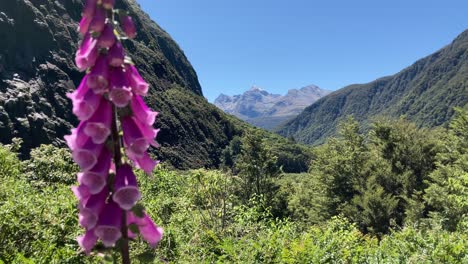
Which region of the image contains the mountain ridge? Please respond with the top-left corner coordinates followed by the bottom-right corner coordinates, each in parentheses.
top-left (0, 0), bottom-right (239, 168)
top-left (277, 29), bottom-right (468, 144)
top-left (214, 85), bottom-right (331, 130)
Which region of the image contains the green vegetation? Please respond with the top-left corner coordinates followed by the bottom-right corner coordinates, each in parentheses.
top-left (278, 30), bottom-right (468, 145)
top-left (0, 108), bottom-right (467, 263)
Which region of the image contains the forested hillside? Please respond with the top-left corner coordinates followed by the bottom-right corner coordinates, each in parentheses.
top-left (0, 0), bottom-right (241, 169)
top-left (278, 30), bottom-right (468, 145)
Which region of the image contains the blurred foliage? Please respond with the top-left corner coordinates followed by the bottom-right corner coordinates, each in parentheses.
top-left (22, 144), bottom-right (78, 187)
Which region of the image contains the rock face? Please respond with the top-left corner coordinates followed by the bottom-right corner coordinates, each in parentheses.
top-left (214, 85), bottom-right (331, 130)
top-left (277, 30), bottom-right (468, 145)
top-left (0, 0), bottom-right (239, 168)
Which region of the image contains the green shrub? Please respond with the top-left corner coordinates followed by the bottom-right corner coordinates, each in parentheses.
top-left (22, 144), bottom-right (78, 186)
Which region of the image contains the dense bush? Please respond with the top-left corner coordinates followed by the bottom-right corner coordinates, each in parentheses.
top-left (0, 145), bottom-right (94, 263)
top-left (0, 108), bottom-right (466, 262)
top-left (283, 110), bottom-right (467, 237)
top-left (22, 144), bottom-right (78, 186)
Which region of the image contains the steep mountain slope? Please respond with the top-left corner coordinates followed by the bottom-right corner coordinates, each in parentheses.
top-left (215, 85), bottom-right (330, 130)
top-left (0, 0), bottom-right (240, 168)
top-left (277, 30), bottom-right (468, 145)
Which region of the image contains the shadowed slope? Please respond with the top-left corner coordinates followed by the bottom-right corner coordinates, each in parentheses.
top-left (278, 30), bottom-right (468, 145)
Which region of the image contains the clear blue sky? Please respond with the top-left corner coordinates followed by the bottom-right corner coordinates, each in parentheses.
top-left (136, 0), bottom-right (467, 102)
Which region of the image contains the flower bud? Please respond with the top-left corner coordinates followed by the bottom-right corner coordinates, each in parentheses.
top-left (109, 67), bottom-right (133, 107)
top-left (98, 23), bottom-right (116, 48)
top-left (89, 7), bottom-right (106, 33)
top-left (82, 0), bottom-right (97, 18)
top-left (120, 14), bottom-right (137, 39)
top-left (108, 42), bottom-right (125, 67)
top-left (87, 56), bottom-right (110, 94)
top-left (75, 33), bottom-right (98, 71)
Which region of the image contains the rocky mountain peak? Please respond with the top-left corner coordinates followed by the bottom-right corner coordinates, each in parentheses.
top-left (214, 85), bottom-right (331, 130)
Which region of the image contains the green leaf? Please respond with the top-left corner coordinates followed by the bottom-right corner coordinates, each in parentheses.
top-left (132, 204), bottom-right (145, 218)
top-left (129, 223), bottom-right (140, 234)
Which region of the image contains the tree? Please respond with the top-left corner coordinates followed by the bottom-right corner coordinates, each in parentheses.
top-left (344, 176), bottom-right (399, 238)
top-left (368, 118), bottom-right (443, 227)
top-left (221, 136), bottom-right (242, 169)
top-left (308, 117), bottom-right (370, 219)
top-left (424, 107), bottom-right (468, 231)
top-left (235, 130), bottom-right (282, 209)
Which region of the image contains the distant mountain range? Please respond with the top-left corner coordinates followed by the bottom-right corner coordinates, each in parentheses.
top-left (214, 85), bottom-right (331, 130)
top-left (277, 29), bottom-right (468, 145)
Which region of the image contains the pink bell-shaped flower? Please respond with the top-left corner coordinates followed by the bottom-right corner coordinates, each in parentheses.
top-left (84, 99), bottom-right (112, 144)
top-left (120, 14), bottom-right (137, 39)
top-left (121, 116), bottom-right (150, 158)
top-left (131, 95), bottom-right (158, 126)
top-left (78, 188), bottom-right (108, 229)
top-left (109, 67), bottom-right (133, 107)
top-left (89, 6), bottom-right (106, 33)
top-left (108, 42), bottom-right (125, 67)
top-left (72, 184), bottom-right (92, 205)
top-left (75, 33), bottom-right (98, 71)
top-left (134, 118), bottom-right (160, 148)
top-left (98, 23), bottom-right (116, 49)
top-left (65, 121), bottom-right (89, 151)
top-left (77, 229), bottom-right (98, 255)
top-left (87, 55), bottom-right (110, 94)
top-left (67, 76), bottom-right (102, 120)
top-left (70, 88), bottom-right (102, 121)
top-left (72, 137), bottom-right (104, 172)
top-left (94, 201), bottom-right (123, 247)
top-left (82, 0), bottom-right (97, 18)
top-left (133, 152), bottom-right (159, 175)
top-left (113, 164), bottom-right (141, 210)
top-left (77, 148), bottom-right (111, 194)
top-left (128, 211), bottom-right (163, 247)
top-left (126, 64), bottom-right (149, 96)
top-left (78, 16), bottom-right (92, 36)
top-left (67, 75), bottom-right (90, 101)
